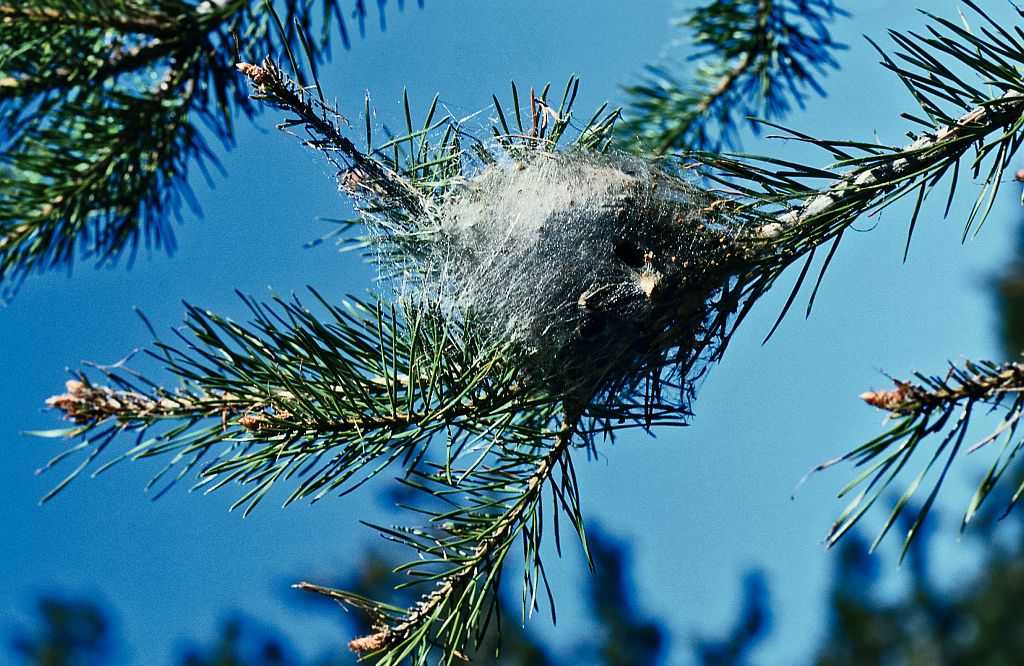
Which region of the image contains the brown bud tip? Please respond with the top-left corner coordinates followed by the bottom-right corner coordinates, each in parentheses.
top-left (348, 631), bottom-right (387, 653)
top-left (860, 384), bottom-right (909, 411)
top-left (46, 380), bottom-right (93, 422)
top-left (46, 380), bottom-right (84, 412)
top-left (45, 394), bottom-right (75, 412)
top-left (236, 62), bottom-right (269, 86)
top-left (1016, 168), bottom-right (1024, 182)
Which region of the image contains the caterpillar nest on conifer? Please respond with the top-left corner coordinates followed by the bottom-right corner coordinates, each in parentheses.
top-left (385, 150), bottom-right (753, 404)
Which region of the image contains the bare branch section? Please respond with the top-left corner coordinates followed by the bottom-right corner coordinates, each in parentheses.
top-left (235, 60), bottom-right (425, 215)
top-left (766, 94), bottom-right (1024, 239)
top-left (45, 376), bottom-right (488, 436)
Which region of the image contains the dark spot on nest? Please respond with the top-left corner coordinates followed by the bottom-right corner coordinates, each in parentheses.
top-left (579, 313), bottom-right (608, 338)
top-left (613, 238), bottom-right (645, 268)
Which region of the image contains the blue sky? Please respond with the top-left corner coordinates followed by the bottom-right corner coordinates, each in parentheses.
top-left (2, 1), bottom-right (1022, 663)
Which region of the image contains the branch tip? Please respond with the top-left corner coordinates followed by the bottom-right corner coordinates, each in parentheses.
top-left (348, 631), bottom-right (388, 653)
top-left (236, 61), bottom-right (269, 87)
top-left (860, 383), bottom-right (911, 412)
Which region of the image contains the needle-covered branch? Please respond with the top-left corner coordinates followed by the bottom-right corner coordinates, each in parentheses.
top-left (704, 1), bottom-right (1024, 555)
top-left (296, 415), bottom-right (580, 664)
top-left (861, 362), bottom-right (1024, 415)
top-left (0, 4), bottom-right (180, 36)
top-left (43, 292), bottom-right (546, 514)
top-left (619, 0), bottom-right (846, 153)
top-left (236, 59), bottom-right (428, 217)
top-left (0, 0), bottom-right (416, 297)
top-left (822, 359), bottom-right (1024, 559)
top-left (699, 2), bottom-right (1024, 337)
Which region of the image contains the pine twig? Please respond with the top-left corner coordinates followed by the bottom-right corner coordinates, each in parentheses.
top-left (652, 0), bottom-right (769, 154)
top-left (620, 0), bottom-right (844, 153)
top-left (0, 38), bottom-right (186, 97)
top-left (861, 362), bottom-right (1024, 416)
top-left (236, 59), bottom-right (426, 216)
top-left (764, 92), bottom-right (1024, 239)
top-left (0, 4), bottom-right (180, 37)
top-left (300, 412), bottom-right (582, 656)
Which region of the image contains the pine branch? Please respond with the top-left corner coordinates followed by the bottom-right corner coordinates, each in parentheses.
top-left (685, 46), bottom-right (758, 133)
top-left (236, 59), bottom-right (427, 217)
top-left (0, 0), bottom-right (417, 297)
top-left (0, 4), bottom-right (180, 37)
top-left (309, 415), bottom-right (580, 661)
top-left (619, 0), bottom-right (846, 153)
top-left (817, 359), bottom-right (1024, 559)
top-left (0, 72), bottom-right (199, 283)
top-left (633, 0), bottom-right (770, 154)
top-left (860, 362), bottom-right (1024, 415)
top-left (684, 2), bottom-right (1024, 553)
top-left (45, 378), bottom-right (227, 425)
top-left (743, 89), bottom-right (1024, 255)
top-left (776, 95), bottom-right (1023, 233)
top-left (690, 2), bottom-right (1024, 343)
top-left (42, 284), bottom-right (577, 662)
top-left (0, 36), bottom-right (185, 96)
top-left (41, 291), bottom-right (549, 513)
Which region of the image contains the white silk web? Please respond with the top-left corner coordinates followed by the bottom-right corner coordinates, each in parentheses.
top-left (379, 149), bottom-right (748, 400)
